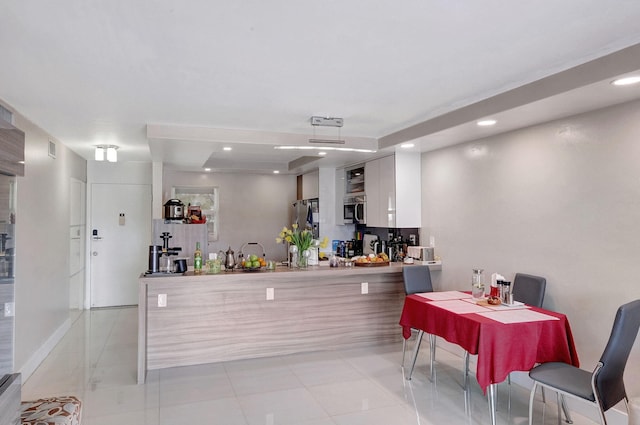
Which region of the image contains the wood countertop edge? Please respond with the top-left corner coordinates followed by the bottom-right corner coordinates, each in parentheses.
top-left (139, 262), bottom-right (407, 283)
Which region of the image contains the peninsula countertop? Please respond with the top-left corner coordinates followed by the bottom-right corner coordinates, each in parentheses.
top-left (137, 261), bottom-right (440, 384)
top-left (139, 260), bottom-right (442, 281)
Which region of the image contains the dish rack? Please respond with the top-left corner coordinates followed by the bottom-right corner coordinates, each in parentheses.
top-left (238, 242), bottom-right (266, 262)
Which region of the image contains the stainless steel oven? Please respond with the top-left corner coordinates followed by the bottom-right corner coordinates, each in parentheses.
top-left (343, 195), bottom-right (366, 225)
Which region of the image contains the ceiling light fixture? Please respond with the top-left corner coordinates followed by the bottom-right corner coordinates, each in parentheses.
top-left (274, 146), bottom-right (375, 153)
top-left (223, 147), bottom-right (232, 151)
top-left (318, 151), bottom-right (327, 156)
top-left (273, 170), bottom-right (280, 174)
top-left (309, 116), bottom-right (345, 144)
top-left (95, 147), bottom-right (104, 161)
top-left (400, 143), bottom-right (415, 148)
top-left (477, 119), bottom-right (497, 127)
top-left (611, 76), bottom-right (640, 86)
top-left (95, 145), bottom-right (119, 162)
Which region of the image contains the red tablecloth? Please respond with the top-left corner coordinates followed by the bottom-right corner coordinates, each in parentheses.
top-left (399, 294), bottom-right (580, 392)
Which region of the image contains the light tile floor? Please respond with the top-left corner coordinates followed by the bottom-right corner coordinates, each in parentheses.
top-left (21, 307), bottom-right (597, 425)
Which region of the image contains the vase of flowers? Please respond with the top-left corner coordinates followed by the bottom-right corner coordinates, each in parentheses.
top-left (276, 224), bottom-right (313, 268)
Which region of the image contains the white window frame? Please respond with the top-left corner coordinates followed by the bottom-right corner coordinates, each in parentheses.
top-left (172, 186), bottom-right (219, 242)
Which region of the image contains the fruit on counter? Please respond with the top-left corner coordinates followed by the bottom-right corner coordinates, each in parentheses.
top-left (353, 252), bottom-right (389, 263)
top-left (242, 254), bottom-right (266, 269)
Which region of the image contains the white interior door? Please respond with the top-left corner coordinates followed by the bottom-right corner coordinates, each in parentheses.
top-left (90, 183), bottom-right (151, 307)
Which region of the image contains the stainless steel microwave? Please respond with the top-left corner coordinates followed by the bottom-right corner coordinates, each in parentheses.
top-left (343, 195), bottom-right (366, 225)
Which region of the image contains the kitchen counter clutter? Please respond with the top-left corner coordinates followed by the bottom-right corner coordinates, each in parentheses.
top-left (137, 262), bottom-right (441, 383)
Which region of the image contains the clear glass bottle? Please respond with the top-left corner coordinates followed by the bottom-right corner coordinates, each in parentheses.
top-left (471, 268), bottom-right (485, 299)
top-left (194, 242), bottom-right (202, 274)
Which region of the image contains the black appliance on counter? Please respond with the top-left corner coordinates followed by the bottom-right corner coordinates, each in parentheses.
top-left (147, 232), bottom-right (182, 274)
top-left (163, 199), bottom-right (185, 222)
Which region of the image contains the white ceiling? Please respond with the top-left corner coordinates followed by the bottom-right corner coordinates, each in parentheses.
top-left (2, 1), bottom-right (640, 174)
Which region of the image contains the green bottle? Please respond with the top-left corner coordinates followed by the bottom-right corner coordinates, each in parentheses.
top-left (194, 242), bottom-right (203, 274)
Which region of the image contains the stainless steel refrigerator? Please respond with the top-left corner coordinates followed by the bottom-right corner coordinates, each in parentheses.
top-left (293, 198), bottom-right (319, 239)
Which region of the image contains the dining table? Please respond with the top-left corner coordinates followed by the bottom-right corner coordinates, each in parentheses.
top-left (399, 290), bottom-right (579, 425)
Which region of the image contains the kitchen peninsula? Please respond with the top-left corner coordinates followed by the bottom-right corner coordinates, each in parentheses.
top-left (137, 263), bottom-right (439, 384)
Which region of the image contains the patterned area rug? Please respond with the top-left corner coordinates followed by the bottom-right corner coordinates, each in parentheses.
top-left (20, 396), bottom-right (82, 425)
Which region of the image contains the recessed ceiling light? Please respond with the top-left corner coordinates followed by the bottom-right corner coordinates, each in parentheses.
top-left (223, 147), bottom-right (232, 151)
top-left (273, 170), bottom-right (280, 174)
top-left (318, 151), bottom-right (327, 156)
top-left (204, 168), bottom-right (211, 172)
top-left (611, 76), bottom-right (640, 86)
top-left (400, 143), bottom-right (415, 148)
top-left (477, 119), bottom-right (497, 127)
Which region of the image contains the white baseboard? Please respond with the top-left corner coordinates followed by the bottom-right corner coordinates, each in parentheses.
top-left (18, 318), bottom-right (71, 383)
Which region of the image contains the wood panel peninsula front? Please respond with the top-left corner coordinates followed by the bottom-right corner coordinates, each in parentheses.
top-left (137, 263), bottom-right (438, 384)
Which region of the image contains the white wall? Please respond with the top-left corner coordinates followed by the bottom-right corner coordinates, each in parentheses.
top-left (10, 108), bottom-right (86, 380)
top-left (421, 99), bottom-right (640, 398)
top-left (163, 170), bottom-right (296, 261)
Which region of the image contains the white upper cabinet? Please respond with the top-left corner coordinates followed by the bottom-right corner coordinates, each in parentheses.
top-left (365, 156), bottom-right (394, 227)
top-left (301, 170), bottom-right (319, 199)
top-left (394, 152), bottom-right (421, 228)
top-left (365, 153), bottom-right (421, 228)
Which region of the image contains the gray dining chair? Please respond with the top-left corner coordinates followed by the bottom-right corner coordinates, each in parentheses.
top-left (528, 299), bottom-right (640, 425)
top-left (402, 266), bottom-right (435, 378)
top-left (512, 273), bottom-right (546, 307)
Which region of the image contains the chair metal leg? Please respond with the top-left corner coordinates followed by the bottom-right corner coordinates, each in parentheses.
top-left (532, 384), bottom-right (573, 425)
top-left (402, 338), bottom-right (407, 367)
top-left (560, 395), bottom-right (573, 424)
top-left (528, 381), bottom-right (538, 425)
top-left (406, 330), bottom-right (424, 380)
top-left (557, 392), bottom-right (563, 425)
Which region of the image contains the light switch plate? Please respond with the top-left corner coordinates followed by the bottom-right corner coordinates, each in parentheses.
top-left (158, 294), bottom-right (167, 307)
top-left (361, 282), bottom-right (368, 294)
top-left (266, 288), bottom-right (274, 300)
top-left (4, 302), bottom-right (15, 317)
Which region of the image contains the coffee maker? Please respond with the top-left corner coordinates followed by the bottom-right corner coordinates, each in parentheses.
top-left (147, 232), bottom-right (182, 274)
